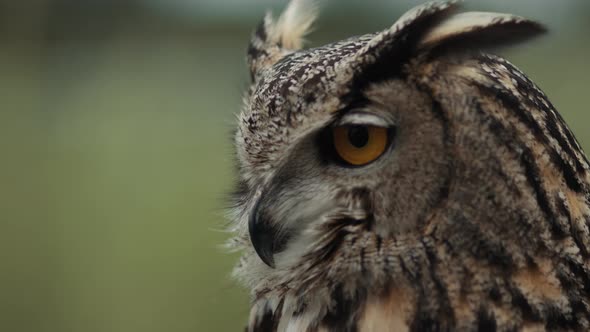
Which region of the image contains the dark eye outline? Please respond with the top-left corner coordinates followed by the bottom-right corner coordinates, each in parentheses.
top-left (317, 123), bottom-right (396, 168)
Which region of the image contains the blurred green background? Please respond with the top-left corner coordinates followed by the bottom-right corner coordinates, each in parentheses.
top-left (0, 1), bottom-right (589, 331)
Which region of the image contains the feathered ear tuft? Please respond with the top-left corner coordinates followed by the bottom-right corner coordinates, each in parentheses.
top-left (247, 0), bottom-right (319, 80)
top-left (417, 11), bottom-right (546, 52)
top-left (273, 0), bottom-right (318, 50)
top-left (337, 1), bottom-right (460, 89)
top-left (335, 1), bottom-right (545, 90)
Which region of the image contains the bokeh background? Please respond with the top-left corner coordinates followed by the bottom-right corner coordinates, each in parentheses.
top-left (1, 0), bottom-right (589, 331)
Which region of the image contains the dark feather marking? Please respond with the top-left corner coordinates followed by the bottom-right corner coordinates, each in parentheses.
top-left (421, 238), bottom-right (456, 329)
top-left (305, 227), bottom-right (348, 269)
top-left (502, 57), bottom-right (589, 174)
top-left (247, 20), bottom-right (270, 80)
top-left (422, 99), bottom-right (454, 221)
top-left (554, 260), bottom-right (590, 330)
top-left (544, 303), bottom-right (576, 330)
top-left (545, 115), bottom-right (586, 175)
top-left (453, 215), bottom-right (515, 270)
top-left (488, 285), bottom-right (502, 303)
top-left (399, 246), bottom-right (425, 283)
top-left (253, 300), bottom-right (283, 332)
top-left (254, 19), bottom-right (267, 41)
top-left (475, 60), bottom-right (586, 194)
top-left (299, 218), bottom-right (364, 281)
top-left (360, 247), bottom-right (367, 274)
top-left (321, 285), bottom-right (365, 332)
top-left (472, 94), bottom-right (590, 265)
top-left (254, 310), bottom-right (274, 332)
top-left (408, 68), bottom-right (454, 149)
top-left (508, 284), bottom-right (541, 322)
top-left (247, 43), bottom-right (268, 63)
top-left (555, 192), bottom-right (590, 258)
top-left (350, 4), bottom-right (458, 94)
top-left (472, 100), bottom-right (582, 253)
top-left (507, 87), bottom-right (582, 194)
top-left (292, 300), bottom-right (306, 317)
top-left (569, 298), bottom-right (590, 323)
top-left (520, 147), bottom-right (569, 238)
top-left (551, 149), bottom-right (584, 193)
top-left (402, 242), bottom-right (454, 332)
top-left (560, 114), bottom-right (590, 166)
top-left (472, 101), bottom-right (525, 196)
top-left (272, 299), bottom-right (284, 330)
top-left (476, 307), bottom-right (497, 332)
top-left (410, 82), bottom-right (455, 234)
top-left (472, 84), bottom-right (570, 239)
top-left (410, 286), bottom-right (451, 332)
top-left (555, 264), bottom-right (590, 329)
top-left (564, 258), bottom-right (590, 296)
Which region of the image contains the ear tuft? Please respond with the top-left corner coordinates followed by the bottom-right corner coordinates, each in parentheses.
top-left (273, 0), bottom-right (319, 50)
top-left (349, 0), bottom-right (461, 70)
top-left (337, 1), bottom-right (460, 88)
top-left (247, 0), bottom-right (319, 80)
top-left (417, 12), bottom-right (546, 51)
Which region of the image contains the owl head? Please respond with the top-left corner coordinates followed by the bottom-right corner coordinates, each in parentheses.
top-left (229, 1), bottom-right (590, 329)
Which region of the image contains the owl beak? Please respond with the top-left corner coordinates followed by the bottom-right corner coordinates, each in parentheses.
top-left (248, 200), bottom-right (289, 268)
top-left (249, 216), bottom-right (276, 268)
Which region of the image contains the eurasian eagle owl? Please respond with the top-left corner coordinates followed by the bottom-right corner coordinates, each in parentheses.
top-left (228, 1), bottom-right (590, 331)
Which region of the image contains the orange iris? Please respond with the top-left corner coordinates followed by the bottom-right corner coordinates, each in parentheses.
top-left (332, 125), bottom-right (388, 166)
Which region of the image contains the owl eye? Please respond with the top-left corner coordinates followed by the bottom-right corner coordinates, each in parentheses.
top-left (332, 125), bottom-right (389, 166)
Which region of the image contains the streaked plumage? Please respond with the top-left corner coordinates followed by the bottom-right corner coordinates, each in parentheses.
top-left (228, 1), bottom-right (590, 331)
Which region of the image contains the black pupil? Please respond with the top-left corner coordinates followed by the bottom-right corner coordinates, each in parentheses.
top-left (347, 125), bottom-right (369, 148)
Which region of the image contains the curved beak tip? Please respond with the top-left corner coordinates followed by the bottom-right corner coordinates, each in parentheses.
top-left (248, 210), bottom-right (277, 268)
